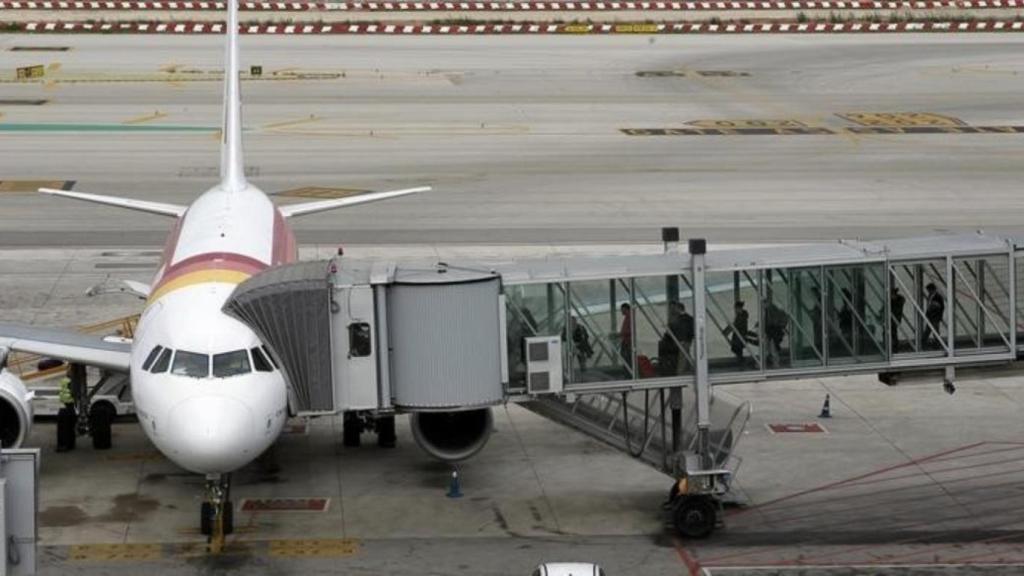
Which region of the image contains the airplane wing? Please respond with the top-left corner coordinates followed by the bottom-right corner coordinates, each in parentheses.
top-left (0, 323), bottom-right (131, 372)
top-left (39, 188), bottom-right (187, 218)
top-left (279, 186), bottom-right (430, 218)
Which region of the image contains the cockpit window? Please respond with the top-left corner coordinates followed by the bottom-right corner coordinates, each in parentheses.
top-left (150, 348), bottom-right (173, 374)
top-left (142, 345), bottom-right (164, 371)
top-left (171, 350), bottom-right (210, 378)
top-left (262, 345), bottom-right (278, 369)
top-left (213, 350), bottom-right (251, 378)
top-left (251, 347), bottom-right (273, 373)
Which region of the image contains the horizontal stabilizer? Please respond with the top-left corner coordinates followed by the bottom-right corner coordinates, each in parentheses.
top-left (279, 186), bottom-right (429, 218)
top-left (86, 279), bottom-right (151, 300)
top-left (39, 188), bottom-right (187, 218)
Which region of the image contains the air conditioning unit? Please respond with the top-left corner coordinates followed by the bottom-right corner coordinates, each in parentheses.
top-left (525, 336), bottom-right (562, 395)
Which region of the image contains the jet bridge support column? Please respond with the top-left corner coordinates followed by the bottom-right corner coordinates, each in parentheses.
top-left (665, 238), bottom-right (730, 540)
top-left (690, 239), bottom-right (712, 470)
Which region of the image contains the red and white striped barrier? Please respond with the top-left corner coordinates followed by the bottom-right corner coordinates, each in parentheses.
top-left (3, 0), bottom-right (1023, 10)
top-left (15, 19), bottom-right (1024, 31)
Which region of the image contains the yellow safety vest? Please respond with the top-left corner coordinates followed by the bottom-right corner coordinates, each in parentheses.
top-left (58, 377), bottom-right (74, 405)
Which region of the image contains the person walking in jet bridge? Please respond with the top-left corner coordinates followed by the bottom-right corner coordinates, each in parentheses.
top-left (764, 291), bottom-right (787, 368)
top-left (725, 301), bottom-right (750, 365)
top-left (660, 302), bottom-right (695, 375)
top-left (619, 303), bottom-right (633, 369)
top-left (56, 371), bottom-right (76, 452)
top-left (563, 316), bottom-right (593, 372)
top-left (925, 282), bottom-right (946, 348)
top-left (891, 286), bottom-right (906, 352)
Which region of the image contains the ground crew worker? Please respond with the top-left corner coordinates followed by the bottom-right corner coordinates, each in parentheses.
top-left (56, 373), bottom-right (76, 452)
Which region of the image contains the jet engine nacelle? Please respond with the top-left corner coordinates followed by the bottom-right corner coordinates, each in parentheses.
top-left (0, 368), bottom-right (34, 448)
top-left (410, 408), bottom-right (493, 462)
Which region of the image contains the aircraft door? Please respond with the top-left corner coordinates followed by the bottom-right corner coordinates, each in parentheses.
top-left (333, 285), bottom-right (379, 410)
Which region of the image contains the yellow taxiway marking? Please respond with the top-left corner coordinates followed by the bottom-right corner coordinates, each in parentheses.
top-left (269, 539), bottom-right (360, 558)
top-left (263, 115), bottom-right (322, 131)
top-left (276, 186), bottom-right (369, 199)
top-left (837, 112), bottom-right (966, 127)
top-left (69, 543), bottom-right (163, 562)
top-left (123, 111), bottom-right (168, 125)
top-left (687, 119), bottom-right (807, 129)
top-left (0, 180), bottom-right (68, 193)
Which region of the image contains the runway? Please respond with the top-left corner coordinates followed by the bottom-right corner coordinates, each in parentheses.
top-left (1, 33), bottom-right (1023, 247)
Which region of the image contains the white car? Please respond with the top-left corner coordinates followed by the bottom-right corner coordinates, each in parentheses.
top-left (533, 563), bottom-right (605, 576)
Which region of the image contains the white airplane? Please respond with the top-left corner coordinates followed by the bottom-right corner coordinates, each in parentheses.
top-left (0, 0), bottom-right (427, 538)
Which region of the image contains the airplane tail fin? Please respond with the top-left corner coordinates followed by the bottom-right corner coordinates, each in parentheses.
top-left (220, 0), bottom-right (245, 191)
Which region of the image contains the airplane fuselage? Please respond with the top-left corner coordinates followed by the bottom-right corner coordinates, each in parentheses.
top-left (129, 183), bottom-right (296, 475)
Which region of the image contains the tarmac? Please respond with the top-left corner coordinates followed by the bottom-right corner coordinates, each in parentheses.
top-left (2, 31), bottom-right (1024, 575)
top-left (1, 34), bottom-right (1023, 246)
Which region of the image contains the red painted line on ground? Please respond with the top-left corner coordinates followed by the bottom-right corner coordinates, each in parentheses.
top-left (700, 488), bottom-right (1024, 567)
top-left (840, 452), bottom-right (1024, 489)
top-left (896, 442), bottom-right (1024, 468)
top-left (729, 461), bottom-right (1024, 528)
top-left (697, 442), bottom-right (1013, 566)
top-left (705, 559), bottom-right (1024, 569)
top-left (773, 499), bottom-right (1024, 566)
top-left (674, 537), bottom-right (704, 576)
top-left (728, 441), bottom-right (986, 517)
top-left (13, 20), bottom-right (1024, 33)
top-left (4, 0), bottom-right (1024, 11)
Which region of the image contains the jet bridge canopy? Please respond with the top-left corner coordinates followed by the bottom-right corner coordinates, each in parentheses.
top-left (222, 260), bottom-right (334, 413)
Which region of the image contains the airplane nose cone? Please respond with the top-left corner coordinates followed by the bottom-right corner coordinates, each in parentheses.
top-left (165, 396), bottom-right (257, 474)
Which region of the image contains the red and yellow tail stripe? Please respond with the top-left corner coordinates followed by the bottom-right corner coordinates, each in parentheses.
top-left (148, 252), bottom-right (269, 304)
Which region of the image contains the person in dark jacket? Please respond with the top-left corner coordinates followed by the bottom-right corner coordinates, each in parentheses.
top-left (564, 316), bottom-right (593, 372)
top-left (891, 287), bottom-right (906, 352)
top-left (659, 302), bottom-right (695, 375)
top-left (925, 282), bottom-right (945, 348)
top-left (725, 301), bottom-right (750, 365)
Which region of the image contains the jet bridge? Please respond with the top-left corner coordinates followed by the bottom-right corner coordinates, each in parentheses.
top-left (223, 232), bottom-right (1024, 535)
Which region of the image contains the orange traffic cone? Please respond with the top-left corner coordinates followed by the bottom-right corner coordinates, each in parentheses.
top-left (819, 394), bottom-right (831, 418)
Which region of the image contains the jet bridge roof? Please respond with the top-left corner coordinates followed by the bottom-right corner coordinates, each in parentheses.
top-left (430, 233), bottom-right (1015, 285)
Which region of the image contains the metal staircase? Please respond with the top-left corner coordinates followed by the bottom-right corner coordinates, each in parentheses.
top-left (523, 386), bottom-right (751, 478)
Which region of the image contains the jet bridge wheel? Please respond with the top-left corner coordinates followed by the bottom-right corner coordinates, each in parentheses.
top-left (89, 402), bottom-right (115, 450)
top-left (343, 412), bottom-right (362, 447)
top-left (376, 415), bottom-right (396, 448)
top-left (672, 496), bottom-right (717, 539)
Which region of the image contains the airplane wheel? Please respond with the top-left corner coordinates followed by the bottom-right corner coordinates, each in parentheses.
top-left (56, 407), bottom-right (77, 452)
top-left (376, 416), bottom-right (396, 448)
top-left (223, 501), bottom-right (234, 535)
top-left (200, 502), bottom-right (214, 536)
top-left (90, 402), bottom-right (115, 450)
top-left (673, 496), bottom-right (716, 539)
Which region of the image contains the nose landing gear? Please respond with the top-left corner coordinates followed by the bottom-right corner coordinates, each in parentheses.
top-left (201, 474), bottom-right (234, 553)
